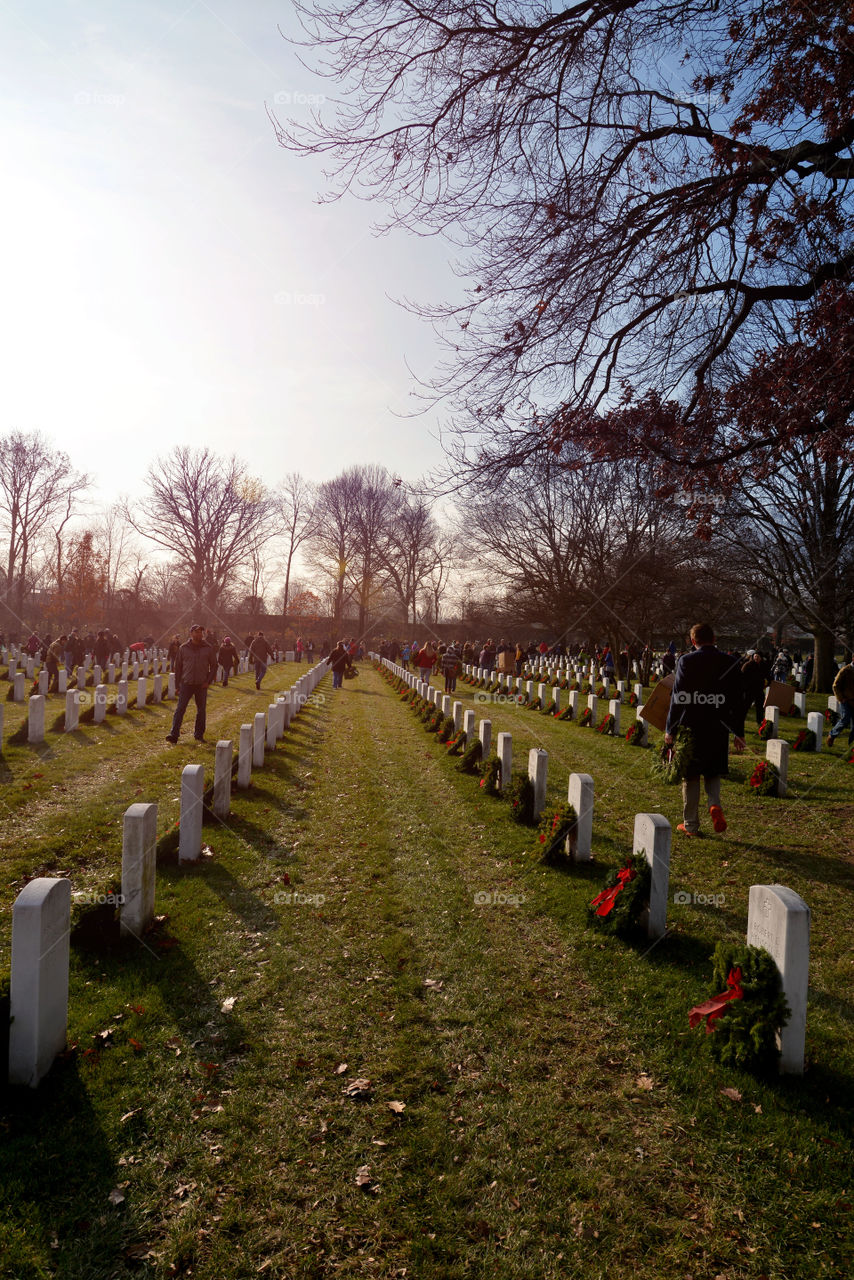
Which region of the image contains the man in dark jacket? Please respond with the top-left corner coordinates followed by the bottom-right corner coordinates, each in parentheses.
top-left (217, 637), bottom-right (239, 687)
top-left (665, 623), bottom-right (746, 836)
top-left (329, 640), bottom-right (352, 689)
top-left (250, 630), bottom-right (273, 690)
top-left (741, 651), bottom-right (770, 726)
top-left (165, 623), bottom-right (218, 744)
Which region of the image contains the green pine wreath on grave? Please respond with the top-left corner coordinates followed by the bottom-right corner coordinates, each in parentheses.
top-left (437, 715), bottom-right (456, 743)
top-left (746, 759), bottom-right (781, 796)
top-left (628, 692), bottom-right (640, 707)
top-left (526, 696), bottom-right (542, 712)
top-left (458, 737), bottom-right (483, 773)
top-left (425, 708), bottom-right (444, 733)
top-left (557, 705), bottom-right (574, 721)
top-left (689, 941), bottom-right (790, 1074)
top-left (650, 727), bottom-right (695, 784)
top-left (541, 700), bottom-right (558, 717)
top-left (596, 712), bottom-right (615, 735)
top-left (587, 853), bottom-right (651, 938)
top-left (537, 803), bottom-right (578, 863)
top-left (578, 707), bottom-right (593, 727)
top-left (446, 730), bottom-right (467, 756)
top-left (757, 718), bottom-right (773, 741)
top-left (792, 728), bottom-right (816, 752)
top-left (505, 772), bottom-right (537, 825)
top-left (479, 753), bottom-right (502, 795)
top-left (625, 721), bottom-right (646, 747)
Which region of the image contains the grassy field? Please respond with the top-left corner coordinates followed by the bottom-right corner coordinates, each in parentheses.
top-left (0, 659), bottom-right (852, 1279)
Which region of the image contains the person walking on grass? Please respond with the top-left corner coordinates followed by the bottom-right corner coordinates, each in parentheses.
top-left (828, 660), bottom-right (854, 749)
top-left (46, 634), bottom-right (66, 694)
top-left (165, 623), bottom-right (217, 745)
top-left (329, 640), bottom-right (352, 689)
top-left (665, 622), bottom-right (746, 837)
top-left (442, 643), bottom-right (461, 694)
top-left (217, 636), bottom-right (239, 687)
top-left (250, 630), bottom-right (273, 690)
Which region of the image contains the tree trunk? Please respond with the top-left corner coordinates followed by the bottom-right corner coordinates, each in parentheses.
top-left (811, 626), bottom-right (837, 693)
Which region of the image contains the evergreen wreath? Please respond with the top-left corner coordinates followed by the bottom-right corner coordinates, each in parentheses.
top-left (596, 684), bottom-right (607, 697)
top-left (746, 760), bottom-right (781, 797)
top-left (425, 708), bottom-right (444, 733)
top-left (650, 727), bottom-right (695, 784)
top-left (596, 712), bottom-right (616, 735)
top-left (628, 692), bottom-right (640, 707)
top-left (578, 707), bottom-right (593, 727)
top-left (690, 941), bottom-right (790, 1075)
top-left (792, 728), bottom-right (816, 752)
top-left (458, 737), bottom-right (483, 773)
top-left (625, 721), bottom-right (646, 747)
top-left (479, 753), bottom-right (502, 794)
top-left (568, 680), bottom-right (580, 692)
top-left (587, 853), bottom-right (652, 938)
top-left (757, 718), bottom-right (773, 741)
top-left (437, 715), bottom-right (456, 743)
top-left (537, 803), bottom-right (578, 862)
top-left (526, 697), bottom-right (542, 712)
top-left (557, 705), bottom-right (574, 721)
top-left (446, 730), bottom-right (467, 756)
top-left (541, 700), bottom-right (558, 717)
top-left (505, 771), bottom-right (537, 825)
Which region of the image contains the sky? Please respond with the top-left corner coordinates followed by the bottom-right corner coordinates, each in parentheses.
top-left (1, 0), bottom-right (463, 508)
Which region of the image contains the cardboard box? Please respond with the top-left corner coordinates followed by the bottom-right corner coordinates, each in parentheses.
top-left (638, 674), bottom-right (674, 732)
top-left (764, 680), bottom-right (797, 713)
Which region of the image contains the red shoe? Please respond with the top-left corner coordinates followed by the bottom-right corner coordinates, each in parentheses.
top-left (677, 823), bottom-right (699, 836)
top-left (709, 805), bottom-right (727, 833)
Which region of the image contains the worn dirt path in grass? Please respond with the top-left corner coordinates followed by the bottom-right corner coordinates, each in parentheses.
top-left (243, 668), bottom-right (790, 1280)
top-left (0, 673), bottom-right (291, 910)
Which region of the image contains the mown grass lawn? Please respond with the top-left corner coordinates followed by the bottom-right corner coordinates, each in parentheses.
top-left (0, 660), bottom-right (852, 1280)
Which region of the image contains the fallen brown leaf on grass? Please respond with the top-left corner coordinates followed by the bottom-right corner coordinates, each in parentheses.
top-left (387, 1100), bottom-right (406, 1113)
top-left (720, 1087), bottom-right (743, 1102)
top-left (344, 1078), bottom-right (372, 1098)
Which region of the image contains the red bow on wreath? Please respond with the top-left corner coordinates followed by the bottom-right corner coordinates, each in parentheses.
top-left (688, 967), bottom-right (744, 1033)
top-left (589, 864), bottom-right (636, 917)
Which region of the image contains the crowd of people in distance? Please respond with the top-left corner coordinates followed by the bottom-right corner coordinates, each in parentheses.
top-left (374, 635), bottom-right (824, 718)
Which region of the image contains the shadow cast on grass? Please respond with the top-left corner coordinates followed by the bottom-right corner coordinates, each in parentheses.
top-left (0, 1059), bottom-right (121, 1275)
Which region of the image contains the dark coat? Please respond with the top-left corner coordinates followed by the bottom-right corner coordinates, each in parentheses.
top-left (174, 639), bottom-right (217, 686)
top-left (666, 645), bottom-right (746, 778)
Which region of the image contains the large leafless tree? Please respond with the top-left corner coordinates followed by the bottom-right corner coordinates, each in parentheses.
top-left (0, 430), bottom-right (90, 621)
top-left (127, 447), bottom-right (274, 620)
top-left (715, 444), bottom-right (854, 690)
top-left (279, 0), bottom-right (854, 477)
top-left (276, 472), bottom-right (318, 617)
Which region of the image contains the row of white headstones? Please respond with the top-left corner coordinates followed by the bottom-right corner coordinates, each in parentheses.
top-left (6, 657), bottom-right (329, 1089)
top-left (379, 654), bottom-right (810, 1077)
top-left (460, 665), bottom-right (841, 793)
top-left (461, 660), bottom-right (832, 719)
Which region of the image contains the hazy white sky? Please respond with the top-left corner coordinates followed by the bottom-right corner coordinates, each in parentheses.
top-left (2, 0), bottom-right (461, 507)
